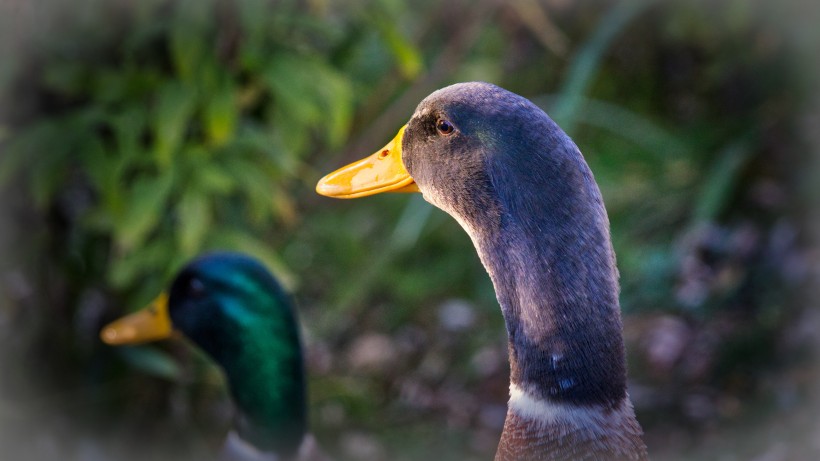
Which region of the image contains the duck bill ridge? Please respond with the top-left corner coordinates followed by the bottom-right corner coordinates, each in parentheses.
top-left (100, 293), bottom-right (174, 345)
top-left (316, 125), bottom-right (420, 199)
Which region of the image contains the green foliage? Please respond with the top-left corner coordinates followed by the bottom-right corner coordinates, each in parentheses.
top-left (2, 0), bottom-right (379, 293)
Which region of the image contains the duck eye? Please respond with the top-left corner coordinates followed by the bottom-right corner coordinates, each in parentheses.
top-left (187, 277), bottom-right (206, 298)
top-left (436, 118), bottom-right (454, 135)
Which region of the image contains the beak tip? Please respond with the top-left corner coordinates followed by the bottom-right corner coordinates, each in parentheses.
top-left (315, 179), bottom-right (341, 198)
top-left (100, 326), bottom-right (119, 345)
top-left (100, 324), bottom-right (139, 345)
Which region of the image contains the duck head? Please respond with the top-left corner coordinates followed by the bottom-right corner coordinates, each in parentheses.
top-left (317, 82), bottom-right (606, 246)
top-left (101, 252), bottom-right (307, 457)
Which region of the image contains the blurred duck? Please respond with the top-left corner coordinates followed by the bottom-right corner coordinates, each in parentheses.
top-left (101, 252), bottom-right (327, 461)
top-left (317, 82), bottom-right (648, 460)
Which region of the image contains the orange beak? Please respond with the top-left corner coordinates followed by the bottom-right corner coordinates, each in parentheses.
top-left (100, 293), bottom-right (174, 345)
top-left (316, 125), bottom-right (419, 198)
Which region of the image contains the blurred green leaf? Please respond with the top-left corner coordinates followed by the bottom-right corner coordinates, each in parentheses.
top-left (552, 0), bottom-right (656, 134)
top-left (236, 0), bottom-right (270, 72)
top-left (222, 156), bottom-right (275, 225)
top-left (263, 54), bottom-right (353, 153)
top-left (118, 346), bottom-right (181, 381)
top-left (264, 54), bottom-right (322, 121)
top-left (113, 172), bottom-right (174, 252)
top-left (176, 189), bottom-right (211, 257)
top-left (315, 65), bottom-right (354, 148)
top-left (81, 134), bottom-right (114, 196)
top-left (376, 21), bottom-right (423, 80)
top-left (112, 107), bottom-right (147, 169)
top-left (693, 139), bottom-right (753, 223)
top-left (91, 68), bottom-right (129, 104)
top-left (546, 97), bottom-right (691, 159)
top-left (169, 0), bottom-right (213, 82)
top-left (235, 124), bottom-right (296, 176)
top-left (152, 81), bottom-right (197, 167)
top-left (109, 235), bottom-right (175, 289)
top-left (204, 77), bottom-right (238, 147)
top-left (196, 162), bottom-right (236, 196)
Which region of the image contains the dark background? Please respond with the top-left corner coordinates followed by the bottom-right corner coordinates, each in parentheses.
top-left (1, 0), bottom-right (819, 459)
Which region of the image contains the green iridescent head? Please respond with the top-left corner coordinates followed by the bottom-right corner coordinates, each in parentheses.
top-left (102, 252), bottom-right (306, 456)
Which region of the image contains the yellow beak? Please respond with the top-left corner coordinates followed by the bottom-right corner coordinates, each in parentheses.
top-left (100, 293), bottom-right (173, 345)
top-left (316, 125), bottom-right (420, 198)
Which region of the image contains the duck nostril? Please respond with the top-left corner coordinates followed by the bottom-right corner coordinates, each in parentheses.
top-left (378, 150), bottom-right (389, 159)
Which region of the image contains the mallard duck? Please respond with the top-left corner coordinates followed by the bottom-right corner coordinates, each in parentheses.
top-left (101, 252), bottom-right (326, 461)
top-left (316, 82), bottom-right (649, 460)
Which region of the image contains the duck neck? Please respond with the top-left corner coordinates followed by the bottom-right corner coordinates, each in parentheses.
top-left (471, 206), bottom-right (647, 460)
top-left (475, 216), bottom-right (627, 407)
top-left (199, 314), bottom-right (307, 457)
top-left (456, 134), bottom-right (629, 407)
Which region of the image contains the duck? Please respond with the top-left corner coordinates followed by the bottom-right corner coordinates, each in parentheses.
top-left (100, 252), bottom-right (327, 461)
top-left (316, 82), bottom-right (649, 461)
